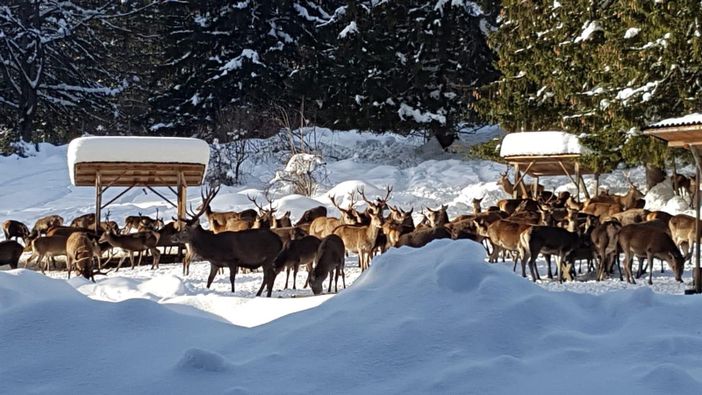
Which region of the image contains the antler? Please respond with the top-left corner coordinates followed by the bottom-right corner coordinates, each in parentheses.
top-left (623, 171), bottom-right (638, 189)
top-left (184, 184), bottom-right (220, 222)
top-left (105, 210), bottom-right (111, 221)
top-left (247, 194), bottom-right (266, 213)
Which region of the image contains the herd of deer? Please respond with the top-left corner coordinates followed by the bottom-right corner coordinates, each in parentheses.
top-left (0, 169), bottom-right (699, 295)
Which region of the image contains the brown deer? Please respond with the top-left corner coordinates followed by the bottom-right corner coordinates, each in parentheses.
top-left (396, 226), bottom-right (452, 248)
top-left (197, 201), bottom-right (256, 233)
top-left (26, 235), bottom-right (69, 273)
top-left (425, 205), bottom-right (449, 227)
top-left (273, 235), bottom-right (321, 290)
top-left (333, 206), bottom-right (384, 272)
top-left (294, 206), bottom-right (328, 226)
top-left (497, 170), bottom-right (532, 198)
top-left (646, 211), bottom-right (673, 224)
top-left (171, 185), bottom-right (284, 297)
top-left (671, 171), bottom-right (692, 196)
top-left (498, 198), bottom-right (538, 215)
top-left (668, 214), bottom-right (699, 259)
top-left (616, 223), bottom-right (684, 285)
top-left (122, 212), bottom-right (161, 234)
top-left (308, 234), bottom-right (346, 295)
top-left (2, 220), bottom-right (30, 244)
top-left (0, 240), bottom-right (23, 269)
top-left (65, 232), bottom-right (104, 281)
top-left (605, 208), bottom-right (649, 226)
top-left (591, 220), bottom-right (623, 281)
top-left (388, 205), bottom-right (415, 235)
top-left (69, 213), bottom-right (96, 229)
top-left (30, 215), bottom-right (64, 238)
top-left (581, 202), bottom-right (622, 218)
top-left (309, 194), bottom-right (361, 238)
top-left (472, 197), bottom-right (483, 214)
top-left (587, 176), bottom-right (644, 210)
top-left (99, 230), bottom-right (161, 271)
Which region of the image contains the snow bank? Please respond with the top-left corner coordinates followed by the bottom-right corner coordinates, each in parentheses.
top-left (500, 131), bottom-right (587, 157)
top-left (3, 240), bottom-right (702, 394)
top-left (67, 136), bottom-right (210, 184)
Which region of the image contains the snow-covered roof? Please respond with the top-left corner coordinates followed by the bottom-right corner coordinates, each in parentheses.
top-left (499, 131), bottom-right (587, 158)
top-left (648, 113), bottom-right (702, 129)
top-left (67, 136), bottom-right (210, 185)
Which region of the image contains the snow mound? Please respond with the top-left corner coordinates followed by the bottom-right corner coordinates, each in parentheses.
top-left (500, 131), bottom-right (588, 157)
top-left (4, 240), bottom-right (702, 393)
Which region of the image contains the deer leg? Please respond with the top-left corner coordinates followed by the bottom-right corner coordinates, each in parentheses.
top-left (328, 271), bottom-right (333, 293)
top-left (128, 251), bottom-right (135, 270)
top-left (660, 258), bottom-right (665, 273)
top-left (37, 254), bottom-right (46, 274)
top-left (292, 264), bottom-right (299, 290)
top-left (256, 269), bottom-right (268, 297)
top-left (151, 248), bottom-right (160, 270)
top-left (50, 256), bottom-right (57, 270)
top-left (334, 268), bottom-right (340, 292)
top-left (206, 264), bottom-right (219, 289)
top-left (636, 256), bottom-right (645, 278)
top-left (342, 266), bottom-right (347, 289)
top-left (647, 253), bottom-right (654, 285)
top-left (285, 267), bottom-right (291, 289)
top-left (115, 253), bottom-right (128, 272)
top-left (229, 265), bottom-right (237, 293)
top-left (66, 256), bottom-right (72, 279)
top-left (545, 254), bottom-right (553, 279)
top-left (624, 253), bottom-right (635, 284)
top-left (304, 262), bottom-right (312, 288)
top-left (615, 254), bottom-right (623, 281)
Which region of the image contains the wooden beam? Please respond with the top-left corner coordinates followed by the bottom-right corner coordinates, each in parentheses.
top-left (95, 172), bottom-right (102, 236)
top-left (177, 172), bottom-right (187, 230)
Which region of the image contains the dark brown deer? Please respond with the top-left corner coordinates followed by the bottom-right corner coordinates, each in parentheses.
top-left (0, 240), bottom-right (23, 269)
top-left (671, 171), bottom-right (692, 196)
top-left (616, 223), bottom-right (684, 285)
top-left (498, 198), bottom-right (538, 215)
top-left (273, 235), bottom-right (321, 290)
top-left (294, 206), bottom-right (328, 226)
top-left (99, 230), bottom-right (161, 271)
top-left (2, 220), bottom-right (30, 244)
top-left (472, 197), bottom-right (483, 214)
top-left (171, 185), bottom-right (284, 297)
top-left (519, 225), bottom-right (580, 282)
top-left (396, 226), bottom-right (452, 249)
top-left (425, 205), bottom-right (449, 227)
top-left (308, 234), bottom-right (346, 295)
top-left (388, 206), bottom-right (415, 235)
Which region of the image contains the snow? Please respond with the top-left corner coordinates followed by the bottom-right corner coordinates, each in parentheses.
top-left (338, 21), bottom-right (358, 39)
top-left (649, 113), bottom-right (702, 128)
top-left (219, 49), bottom-right (261, 74)
top-left (574, 20), bottom-right (603, 43)
top-left (3, 240), bottom-right (702, 393)
top-left (283, 153), bottom-right (324, 175)
top-left (66, 136), bottom-right (210, 185)
top-left (624, 27), bottom-right (641, 39)
top-left (499, 131), bottom-right (587, 157)
top-left (397, 103), bottom-right (447, 124)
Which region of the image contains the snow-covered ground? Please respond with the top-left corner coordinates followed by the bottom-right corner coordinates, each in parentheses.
top-left (2, 128), bottom-right (702, 393)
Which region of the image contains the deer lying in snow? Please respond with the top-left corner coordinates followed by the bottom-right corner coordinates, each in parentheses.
top-left (308, 234), bottom-right (346, 295)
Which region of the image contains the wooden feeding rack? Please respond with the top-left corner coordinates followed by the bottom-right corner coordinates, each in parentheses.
top-left (644, 113), bottom-right (702, 294)
top-left (499, 131), bottom-right (596, 200)
top-left (67, 137), bottom-right (210, 232)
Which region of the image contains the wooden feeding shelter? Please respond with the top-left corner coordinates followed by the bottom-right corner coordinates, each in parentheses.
top-left (67, 136), bottom-right (210, 232)
top-left (643, 113), bottom-right (702, 294)
top-left (499, 131), bottom-right (595, 200)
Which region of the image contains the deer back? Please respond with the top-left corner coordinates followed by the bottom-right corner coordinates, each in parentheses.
top-left (294, 206), bottom-right (328, 226)
top-left (0, 240), bottom-right (24, 269)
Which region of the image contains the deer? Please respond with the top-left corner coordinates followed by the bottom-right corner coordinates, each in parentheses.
top-left (171, 185), bottom-right (283, 297)
top-left (69, 213), bottom-right (96, 229)
top-left (498, 169), bottom-right (532, 198)
top-left (396, 226), bottom-right (452, 249)
top-left (249, 192), bottom-right (291, 229)
top-left (122, 211), bottom-right (162, 234)
top-left (604, 208), bottom-right (649, 226)
top-left (581, 202), bottom-right (622, 219)
top-left (587, 175), bottom-right (644, 210)
top-left (307, 234), bottom-right (346, 295)
top-left (0, 240), bottom-right (23, 269)
top-left (472, 197), bottom-right (483, 214)
top-left (425, 205), bottom-right (449, 227)
top-left (26, 235), bottom-right (69, 273)
top-left (519, 224), bottom-right (581, 282)
top-left (332, 189), bottom-right (390, 271)
top-left (671, 171), bottom-right (692, 196)
top-left (591, 220), bottom-right (623, 281)
top-left (498, 198), bottom-right (538, 215)
top-left (196, 200), bottom-right (257, 234)
top-left (65, 232), bottom-right (105, 281)
top-left (478, 219), bottom-right (532, 267)
top-left (99, 229), bottom-right (161, 271)
top-left (29, 215), bottom-right (64, 239)
top-left (616, 223), bottom-right (684, 285)
top-left (309, 193), bottom-right (361, 238)
top-left (294, 206), bottom-right (328, 226)
top-left (2, 220), bottom-right (30, 244)
top-left (388, 206), bottom-right (415, 235)
top-left (668, 214), bottom-right (699, 259)
top-left (273, 235), bottom-right (322, 290)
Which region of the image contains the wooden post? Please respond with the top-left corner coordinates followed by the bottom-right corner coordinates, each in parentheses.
top-left (533, 176), bottom-right (539, 197)
top-left (177, 171), bottom-right (187, 230)
top-left (693, 149), bottom-right (702, 293)
top-left (594, 173), bottom-right (600, 196)
top-left (95, 172), bottom-right (102, 236)
top-left (574, 162), bottom-right (581, 202)
top-left (513, 163), bottom-right (520, 198)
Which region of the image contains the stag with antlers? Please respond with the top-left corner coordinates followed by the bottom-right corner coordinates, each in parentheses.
top-left (171, 185), bottom-right (283, 297)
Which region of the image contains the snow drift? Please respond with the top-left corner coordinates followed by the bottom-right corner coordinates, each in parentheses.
top-left (2, 240), bottom-right (702, 394)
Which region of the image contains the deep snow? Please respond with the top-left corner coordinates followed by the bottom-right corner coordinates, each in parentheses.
top-left (2, 241), bottom-right (702, 394)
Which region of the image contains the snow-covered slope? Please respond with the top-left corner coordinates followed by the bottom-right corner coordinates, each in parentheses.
top-left (2, 240), bottom-right (702, 394)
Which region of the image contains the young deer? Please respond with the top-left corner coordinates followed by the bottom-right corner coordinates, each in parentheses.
top-left (99, 230), bottom-right (160, 271)
top-left (273, 235), bottom-right (322, 290)
top-left (308, 234), bottom-right (346, 295)
top-left (26, 235), bottom-right (69, 273)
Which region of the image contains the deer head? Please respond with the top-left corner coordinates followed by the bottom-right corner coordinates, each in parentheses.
top-left (174, 184), bottom-right (221, 237)
top-left (357, 185), bottom-right (392, 215)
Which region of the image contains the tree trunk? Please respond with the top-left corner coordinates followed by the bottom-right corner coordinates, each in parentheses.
top-left (645, 164), bottom-right (666, 189)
